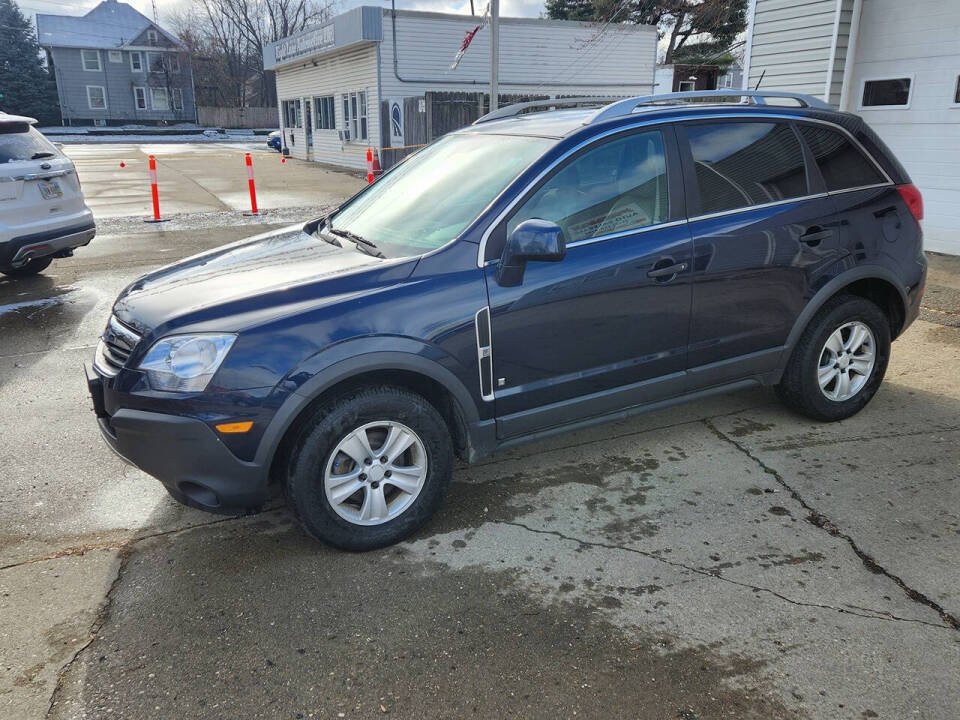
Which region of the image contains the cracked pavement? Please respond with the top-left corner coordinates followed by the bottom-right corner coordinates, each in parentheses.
top-left (2, 146), bottom-right (960, 719)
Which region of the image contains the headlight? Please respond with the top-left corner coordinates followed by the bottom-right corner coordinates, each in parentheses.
top-left (138, 334), bottom-right (236, 392)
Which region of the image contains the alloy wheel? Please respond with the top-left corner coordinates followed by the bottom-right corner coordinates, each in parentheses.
top-left (817, 321), bottom-right (876, 402)
top-left (323, 421), bottom-right (428, 526)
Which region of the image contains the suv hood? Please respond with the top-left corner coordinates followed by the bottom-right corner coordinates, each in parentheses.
top-left (113, 223), bottom-right (412, 335)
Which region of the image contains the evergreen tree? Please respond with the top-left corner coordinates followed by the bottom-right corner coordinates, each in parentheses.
top-left (0, 0), bottom-right (60, 124)
top-left (544, 0), bottom-right (747, 65)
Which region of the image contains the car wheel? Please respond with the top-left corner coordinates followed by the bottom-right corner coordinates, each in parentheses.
top-left (776, 294), bottom-right (891, 421)
top-left (1, 257), bottom-right (52, 278)
top-left (284, 386), bottom-right (454, 550)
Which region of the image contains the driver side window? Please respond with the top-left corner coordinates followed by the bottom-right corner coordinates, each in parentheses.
top-left (508, 130), bottom-right (669, 245)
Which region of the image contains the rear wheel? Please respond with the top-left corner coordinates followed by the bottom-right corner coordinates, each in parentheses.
top-left (776, 294), bottom-right (891, 421)
top-left (284, 386), bottom-right (453, 550)
top-left (1, 257), bottom-right (52, 278)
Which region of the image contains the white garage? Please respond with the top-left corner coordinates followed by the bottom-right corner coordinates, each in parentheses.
top-left (744, 0), bottom-right (960, 255)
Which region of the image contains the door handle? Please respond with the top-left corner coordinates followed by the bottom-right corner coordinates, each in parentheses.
top-left (647, 261), bottom-right (688, 279)
top-left (799, 227), bottom-right (833, 246)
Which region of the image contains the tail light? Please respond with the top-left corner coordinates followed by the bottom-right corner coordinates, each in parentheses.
top-left (896, 184), bottom-right (923, 223)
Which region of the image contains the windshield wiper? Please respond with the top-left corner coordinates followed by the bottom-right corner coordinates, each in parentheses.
top-left (329, 228), bottom-right (385, 259)
top-left (30, 152), bottom-right (55, 160)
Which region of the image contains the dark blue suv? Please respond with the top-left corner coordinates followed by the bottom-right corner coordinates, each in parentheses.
top-left (88, 91), bottom-right (927, 550)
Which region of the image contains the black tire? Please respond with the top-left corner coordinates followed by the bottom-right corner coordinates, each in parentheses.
top-left (776, 294), bottom-right (891, 421)
top-left (1, 257), bottom-right (52, 278)
top-left (284, 385), bottom-right (454, 551)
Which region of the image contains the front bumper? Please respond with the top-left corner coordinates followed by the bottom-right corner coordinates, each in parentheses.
top-left (88, 374), bottom-right (270, 514)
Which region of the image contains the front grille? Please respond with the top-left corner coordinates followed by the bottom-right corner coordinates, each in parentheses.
top-left (93, 315), bottom-right (142, 377)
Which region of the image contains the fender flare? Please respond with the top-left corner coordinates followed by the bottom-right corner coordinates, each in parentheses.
top-left (777, 264), bottom-right (908, 371)
top-left (252, 341), bottom-right (484, 470)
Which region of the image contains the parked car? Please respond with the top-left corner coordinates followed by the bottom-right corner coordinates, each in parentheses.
top-left (267, 130), bottom-right (282, 151)
top-left (0, 113), bottom-right (95, 277)
top-left (88, 91), bottom-right (926, 550)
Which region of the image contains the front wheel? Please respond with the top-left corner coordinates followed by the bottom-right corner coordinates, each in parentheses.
top-left (776, 294), bottom-right (891, 421)
top-left (284, 386), bottom-right (453, 550)
top-left (1, 257), bottom-right (52, 278)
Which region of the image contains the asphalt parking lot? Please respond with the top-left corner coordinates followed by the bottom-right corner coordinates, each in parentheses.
top-left (1, 144), bottom-right (959, 720)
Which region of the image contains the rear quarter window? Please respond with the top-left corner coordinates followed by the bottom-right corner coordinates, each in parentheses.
top-left (685, 121), bottom-right (807, 215)
top-left (0, 124), bottom-right (58, 164)
top-left (797, 124), bottom-right (886, 192)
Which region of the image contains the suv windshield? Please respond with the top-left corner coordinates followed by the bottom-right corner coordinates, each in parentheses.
top-left (329, 133), bottom-right (553, 258)
top-left (0, 124), bottom-right (59, 164)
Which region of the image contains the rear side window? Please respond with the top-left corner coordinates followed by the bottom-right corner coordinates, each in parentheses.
top-left (686, 122), bottom-right (807, 215)
top-left (508, 129), bottom-right (669, 244)
top-left (0, 124), bottom-right (58, 164)
top-left (797, 124), bottom-right (886, 192)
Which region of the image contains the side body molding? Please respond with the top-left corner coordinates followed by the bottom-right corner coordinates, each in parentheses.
top-left (252, 337), bottom-right (493, 471)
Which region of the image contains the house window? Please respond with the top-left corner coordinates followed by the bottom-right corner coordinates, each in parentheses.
top-left (147, 52), bottom-right (164, 73)
top-left (313, 96), bottom-right (335, 129)
top-left (678, 80), bottom-right (695, 92)
top-left (147, 29), bottom-right (159, 45)
top-left (150, 87), bottom-right (169, 111)
top-left (861, 77), bottom-right (912, 107)
top-left (133, 86), bottom-right (146, 110)
top-left (81, 49), bottom-right (101, 72)
top-left (168, 55), bottom-right (180, 73)
top-left (341, 91), bottom-right (367, 141)
top-left (86, 85), bottom-right (106, 110)
top-left (172, 88), bottom-right (183, 111)
top-left (130, 51), bottom-right (143, 72)
top-left (108, 50), bottom-right (122, 63)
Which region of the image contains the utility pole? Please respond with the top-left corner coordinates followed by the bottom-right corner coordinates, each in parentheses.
top-left (490, 0), bottom-right (499, 111)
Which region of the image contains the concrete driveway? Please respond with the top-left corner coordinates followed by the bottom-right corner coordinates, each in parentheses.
top-left (1, 145), bottom-right (959, 719)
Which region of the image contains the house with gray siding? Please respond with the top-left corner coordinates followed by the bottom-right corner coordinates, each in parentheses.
top-left (263, 6), bottom-right (657, 171)
top-left (37, 0), bottom-right (196, 126)
top-left (743, 0), bottom-right (960, 255)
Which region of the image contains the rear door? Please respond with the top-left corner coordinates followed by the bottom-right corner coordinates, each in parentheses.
top-left (678, 118), bottom-right (843, 387)
top-left (0, 122), bottom-right (84, 234)
top-left (483, 125), bottom-right (693, 439)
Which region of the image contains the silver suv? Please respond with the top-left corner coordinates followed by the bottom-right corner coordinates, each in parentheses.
top-left (0, 112), bottom-right (95, 278)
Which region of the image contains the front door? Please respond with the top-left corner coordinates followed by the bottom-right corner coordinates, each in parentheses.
top-left (677, 119), bottom-right (844, 387)
top-left (483, 127), bottom-right (693, 439)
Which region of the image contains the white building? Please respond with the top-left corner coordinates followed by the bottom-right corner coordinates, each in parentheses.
top-left (743, 0), bottom-right (960, 255)
top-left (264, 6), bottom-right (657, 171)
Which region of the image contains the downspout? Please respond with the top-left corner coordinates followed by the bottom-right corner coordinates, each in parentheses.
top-left (742, 0), bottom-right (757, 89)
top-left (389, 0), bottom-right (653, 89)
top-left (824, 0), bottom-right (844, 104)
top-left (839, 0), bottom-right (863, 112)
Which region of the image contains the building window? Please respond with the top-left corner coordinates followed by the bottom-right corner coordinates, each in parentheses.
top-left (108, 50), bottom-right (122, 63)
top-left (147, 52), bottom-right (164, 73)
top-left (81, 49), bottom-right (101, 72)
top-left (168, 55), bottom-right (180, 73)
top-left (313, 96), bottom-right (335, 129)
top-left (130, 51), bottom-right (143, 72)
top-left (150, 87), bottom-right (169, 111)
top-left (342, 91), bottom-right (367, 141)
top-left (686, 121), bottom-right (808, 215)
top-left (147, 29), bottom-right (159, 45)
top-left (133, 86), bottom-right (146, 110)
top-left (861, 77), bottom-right (912, 108)
top-left (282, 99), bottom-right (302, 128)
top-left (678, 80), bottom-right (695, 92)
top-left (172, 88), bottom-right (183, 111)
top-left (86, 85), bottom-right (106, 110)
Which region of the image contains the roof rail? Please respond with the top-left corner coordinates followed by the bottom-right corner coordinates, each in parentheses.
top-left (588, 90), bottom-right (833, 124)
top-left (473, 97), bottom-right (621, 125)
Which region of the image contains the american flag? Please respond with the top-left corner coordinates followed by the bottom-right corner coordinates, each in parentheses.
top-left (451, 3), bottom-right (490, 70)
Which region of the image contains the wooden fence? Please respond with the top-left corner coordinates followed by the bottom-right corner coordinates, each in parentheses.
top-left (197, 106), bottom-right (278, 129)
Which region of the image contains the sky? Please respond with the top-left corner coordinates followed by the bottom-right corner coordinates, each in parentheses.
top-left (17, 0), bottom-right (548, 25)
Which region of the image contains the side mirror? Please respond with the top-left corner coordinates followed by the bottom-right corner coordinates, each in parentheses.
top-left (497, 219), bottom-right (566, 287)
